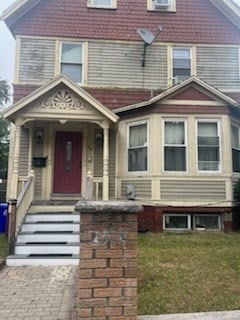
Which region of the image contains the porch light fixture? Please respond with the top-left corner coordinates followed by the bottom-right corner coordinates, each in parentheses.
top-left (34, 130), bottom-right (44, 144)
top-left (95, 130), bottom-right (103, 145)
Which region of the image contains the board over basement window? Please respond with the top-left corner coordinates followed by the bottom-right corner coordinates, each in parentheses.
top-left (147, 0), bottom-right (176, 12)
top-left (197, 120), bottom-right (220, 172)
top-left (128, 121), bottom-right (148, 172)
top-left (87, 0), bottom-right (117, 9)
top-left (60, 42), bottom-right (83, 83)
top-left (163, 119), bottom-right (187, 172)
top-left (163, 213), bottom-right (222, 231)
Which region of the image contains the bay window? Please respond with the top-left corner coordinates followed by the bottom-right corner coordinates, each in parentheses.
top-left (164, 120), bottom-right (186, 171)
top-left (128, 121), bottom-right (148, 172)
top-left (197, 121), bottom-right (220, 171)
top-left (231, 125), bottom-right (240, 172)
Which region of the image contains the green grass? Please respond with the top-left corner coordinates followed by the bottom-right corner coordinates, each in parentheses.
top-left (138, 232), bottom-right (240, 315)
top-left (0, 234), bottom-right (8, 261)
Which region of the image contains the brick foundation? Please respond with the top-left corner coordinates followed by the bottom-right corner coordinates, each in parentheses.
top-left (138, 206), bottom-right (235, 233)
top-left (74, 200), bottom-right (142, 320)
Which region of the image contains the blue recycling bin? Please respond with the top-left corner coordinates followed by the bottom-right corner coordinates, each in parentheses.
top-left (0, 203), bottom-right (7, 233)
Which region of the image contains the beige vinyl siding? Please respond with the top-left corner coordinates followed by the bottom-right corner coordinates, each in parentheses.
top-left (161, 180), bottom-right (226, 200)
top-left (88, 42), bottom-right (167, 89)
top-left (197, 46), bottom-right (240, 90)
top-left (18, 128), bottom-right (29, 176)
top-left (19, 38), bottom-right (55, 84)
top-left (121, 180), bottom-right (152, 199)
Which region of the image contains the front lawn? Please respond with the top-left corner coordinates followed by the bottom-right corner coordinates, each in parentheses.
top-left (138, 232), bottom-right (240, 315)
top-left (0, 234), bottom-right (8, 261)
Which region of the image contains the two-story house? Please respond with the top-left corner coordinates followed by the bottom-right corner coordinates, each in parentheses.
top-left (1, 0), bottom-right (240, 264)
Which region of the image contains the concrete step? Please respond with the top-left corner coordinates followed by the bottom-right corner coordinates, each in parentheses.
top-left (21, 222), bottom-right (79, 233)
top-left (6, 254), bottom-right (79, 266)
top-left (25, 213), bottom-right (80, 223)
top-left (15, 243), bottom-right (80, 255)
top-left (17, 232), bottom-right (80, 243)
top-left (29, 205), bottom-right (75, 213)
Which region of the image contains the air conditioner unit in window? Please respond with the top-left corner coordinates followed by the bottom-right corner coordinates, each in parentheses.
top-left (154, 0), bottom-right (170, 9)
top-left (173, 75), bottom-right (189, 85)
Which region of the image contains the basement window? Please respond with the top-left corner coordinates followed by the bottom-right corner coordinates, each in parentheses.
top-left (164, 214), bottom-right (191, 231)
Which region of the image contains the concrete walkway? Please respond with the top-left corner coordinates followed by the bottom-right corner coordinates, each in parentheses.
top-left (139, 311), bottom-right (240, 320)
top-left (0, 265), bottom-right (77, 320)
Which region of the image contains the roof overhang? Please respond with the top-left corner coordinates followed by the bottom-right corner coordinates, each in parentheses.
top-left (0, 0), bottom-right (41, 32)
top-left (210, 0), bottom-right (240, 29)
top-left (3, 74), bottom-right (119, 123)
top-left (114, 76), bottom-right (239, 114)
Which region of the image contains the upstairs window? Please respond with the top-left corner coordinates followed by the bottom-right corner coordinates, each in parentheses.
top-left (231, 125), bottom-right (240, 172)
top-left (172, 48), bottom-right (191, 85)
top-left (88, 0), bottom-right (117, 8)
top-left (147, 0), bottom-right (176, 12)
top-left (60, 43), bottom-right (83, 83)
top-left (164, 120), bottom-right (186, 171)
top-left (128, 121), bottom-right (148, 172)
top-left (197, 121), bottom-right (220, 172)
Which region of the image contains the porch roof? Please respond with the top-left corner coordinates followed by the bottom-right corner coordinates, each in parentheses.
top-left (3, 75), bottom-right (119, 124)
top-left (113, 76), bottom-right (239, 114)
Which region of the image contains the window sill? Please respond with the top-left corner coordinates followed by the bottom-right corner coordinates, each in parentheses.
top-left (87, 5), bottom-right (117, 9)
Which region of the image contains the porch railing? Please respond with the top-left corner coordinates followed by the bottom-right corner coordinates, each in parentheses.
top-left (85, 172), bottom-right (103, 200)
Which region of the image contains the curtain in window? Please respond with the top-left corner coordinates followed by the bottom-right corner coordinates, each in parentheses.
top-left (128, 124), bottom-right (147, 171)
top-left (198, 122), bottom-right (219, 171)
top-left (164, 122), bottom-right (186, 171)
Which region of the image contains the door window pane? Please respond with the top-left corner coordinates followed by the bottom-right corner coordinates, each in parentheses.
top-left (65, 141), bottom-right (72, 172)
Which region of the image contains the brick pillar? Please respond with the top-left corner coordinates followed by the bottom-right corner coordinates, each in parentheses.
top-left (74, 200), bottom-right (143, 320)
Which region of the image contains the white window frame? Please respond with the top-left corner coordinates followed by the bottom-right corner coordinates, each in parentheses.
top-left (87, 0), bottom-right (117, 9)
top-left (147, 0), bottom-right (176, 12)
top-left (231, 124), bottom-right (240, 172)
top-left (193, 214), bottom-right (221, 231)
top-left (163, 214), bottom-right (191, 231)
top-left (171, 47), bottom-right (193, 85)
top-left (163, 119), bottom-right (187, 172)
top-left (127, 120), bottom-right (148, 173)
top-left (59, 42), bottom-right (84, 84)
top-left (196, 119), bottom-right (221, 173)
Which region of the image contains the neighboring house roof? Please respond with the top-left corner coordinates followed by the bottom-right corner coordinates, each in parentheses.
top-left (1, 0), bottom-right (240, 31)
top-left (114, 76), bottom-right (239, 114)
top-left (3, 74), bottom-right (119, 123)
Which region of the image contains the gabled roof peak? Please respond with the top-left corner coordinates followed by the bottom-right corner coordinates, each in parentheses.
top-left (114, 76), bottom-right (239, 114)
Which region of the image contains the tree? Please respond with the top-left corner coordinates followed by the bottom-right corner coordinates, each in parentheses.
top-left (0, 78), bottom-right (10, 171)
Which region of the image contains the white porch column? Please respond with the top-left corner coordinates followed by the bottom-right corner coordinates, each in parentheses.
top-left (102, 123), bottom-right (109, 201)
top-left (10, 120), bottom-right (21, 199)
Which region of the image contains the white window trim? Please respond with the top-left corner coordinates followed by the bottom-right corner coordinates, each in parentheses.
top-left (163, 214), bottom-right (191, 231)
top-left (193, 214), bottom-right (221, 231)
top-left (171, 47), bottom-right (194, 85)
top-left (59, 41), bottom-right (84, 85)
top-left (162, 119), bottom-right (188, 173)
top-left (147, 0), bottom-right (176, 12)
top-left (87, 0), bottom-right (117, 9)
top-left (196, 119), bottom-right (221, 173)
top-left (127, 120), bottom-right (149, 173)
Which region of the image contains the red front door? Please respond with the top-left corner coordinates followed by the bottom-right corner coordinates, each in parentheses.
top-left (53, 131), bottom-right (82, 193)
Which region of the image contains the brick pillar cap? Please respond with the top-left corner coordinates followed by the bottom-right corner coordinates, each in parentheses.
top-left (75, 200), bottom-right (143, 213)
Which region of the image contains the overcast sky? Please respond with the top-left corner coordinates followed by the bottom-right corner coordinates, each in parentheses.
top-left (0, 0), bottom-right (240, 84)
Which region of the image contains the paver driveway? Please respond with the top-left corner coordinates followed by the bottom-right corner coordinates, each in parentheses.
top-left (0, 265), bottom-right (77, 320)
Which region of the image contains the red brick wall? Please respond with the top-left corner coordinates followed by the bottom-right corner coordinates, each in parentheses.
top-left (138, 206), bottom-right (235, 233)
top-left (10, 0), bottom-right (240, 45)
top-left (74, 201), bottom-right (142, 320)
